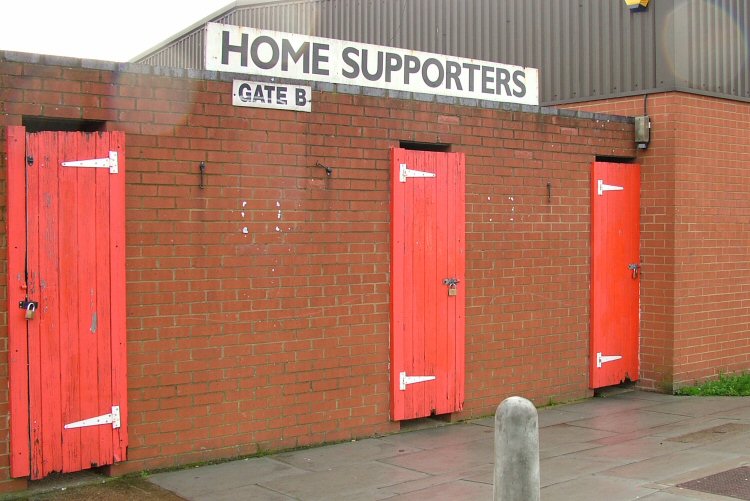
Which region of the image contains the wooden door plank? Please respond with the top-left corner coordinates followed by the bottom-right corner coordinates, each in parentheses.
top-left (94, 133), bottom-right (114, 466)
top-left (411, 150), bottom-right (427, 417)
top-left (625, 165), bottom-right (640, 381)
top-left (453, 153), bottom-right (466, 411)
top-left (444, 153), bottom-right (458, 415)
top-left (75, 132), bottom-right (100, 470)
top-left (591, 162), bottom-right (606, 388)
top-left (390, 149), bottom-right (406, 420)
top-left (59, 132), bottom-right (82, 473)
top-left (38, 132), bottom-right (64, 476)
top-left (422, 153), bottom-right (438, 414)
top-left (109, 131), bottom-right (128, 459)
top-left (26, 133), bottom-right (45, 479)
top-left (402, 154), bottom-right (416, 419)
top-left (434, 153), bottom-right (450, 413)
top-left (7, 126), bottom-right (30, 478)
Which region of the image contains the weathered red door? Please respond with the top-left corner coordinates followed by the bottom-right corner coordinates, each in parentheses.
top-left (590, 161), bottom-right (640, 388)
top-left (391, 148), bottom-right (465, 421)
top-left (7, 127), bottom-right (128, 479)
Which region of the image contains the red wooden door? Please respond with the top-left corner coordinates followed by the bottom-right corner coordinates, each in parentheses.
top-left (391, 148), bottom-right (465, 421)
top-left (590, 161), bottom-right (640, 388)
top-left (7, 127), bottom-right (127, 479)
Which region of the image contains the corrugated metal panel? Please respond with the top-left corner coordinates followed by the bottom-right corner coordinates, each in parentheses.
top-left (138, 28), bottom-right (205, 69)
top-left (676, 0), bottom-right (750, 98)
top-left (133, 0), bottom-right (750, 103)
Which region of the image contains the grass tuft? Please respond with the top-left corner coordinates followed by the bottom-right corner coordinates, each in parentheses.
top-left (675, 373), bottom-right (750, 396)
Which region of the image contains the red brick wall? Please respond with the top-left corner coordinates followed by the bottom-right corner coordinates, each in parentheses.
top-left (561, 92), bottom-right (750, 391)
top-left (0, 53), bottom-right (633, 488)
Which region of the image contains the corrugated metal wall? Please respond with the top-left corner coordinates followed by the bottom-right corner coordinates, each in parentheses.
top-left (135, 0), bottom-right (750, 104)
top-left (673, 0), bottom-right (750, 98)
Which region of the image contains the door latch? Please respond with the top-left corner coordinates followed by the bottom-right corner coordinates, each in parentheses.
top-left (628, 263), bottom-right (641, 279)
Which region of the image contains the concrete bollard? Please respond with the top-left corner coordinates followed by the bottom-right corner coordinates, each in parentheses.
top-left (493, 396), bottom-right (540, 501)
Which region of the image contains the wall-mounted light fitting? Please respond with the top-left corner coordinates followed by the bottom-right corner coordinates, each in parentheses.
top-left (625, 0), bottom-right (649, 11)
top-left (634, 116), bottom-right (650, 150)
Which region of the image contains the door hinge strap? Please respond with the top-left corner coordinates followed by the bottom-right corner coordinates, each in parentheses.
top-left (597, 179), bottom-right (623, 196)
top-left (64, 406), bottom-right (121, 429)
top-left (399, 371), bottom-right (436, 390)
top-left (62, 151), bottom-right (118, 174)
top-left (400, 163), bottom-right (436, 183)
top-left (596, 352), bottom-right (622, 368)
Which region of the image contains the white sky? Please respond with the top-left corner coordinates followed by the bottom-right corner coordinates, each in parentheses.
top-left (0, 0), bottom-right (231, 62)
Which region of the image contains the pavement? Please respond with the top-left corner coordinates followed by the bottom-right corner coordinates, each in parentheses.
top-left (142, 388), bottom-right (750, 500)
top-left (9, 388), bottom-right (750, 500)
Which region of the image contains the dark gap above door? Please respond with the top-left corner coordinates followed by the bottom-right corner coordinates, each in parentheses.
top-left (400, 141), bottom-right (451, 152)
top-left (22, 116), bottom-right (106, 133)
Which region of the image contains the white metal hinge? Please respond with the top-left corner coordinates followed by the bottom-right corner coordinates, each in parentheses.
top-left (62, 151), bottom-right (118, 174)
top-left (596, 352), bottom-right (623, 368)
top-left (64, 405), bottom-right (121, 429)
top-left (400, 163), bottom-right (436, 183)
top-left (597, 179), bottom-right (623, 196)
top-left (399, 371), bottom-right (436, 390)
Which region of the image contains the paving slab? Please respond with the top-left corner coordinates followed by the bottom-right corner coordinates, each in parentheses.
top-left (572, 435), bottom-right (694, 464)
top-left (149, 457), bottom-right (307, 498)
top-left (537, 406), bottom-right (591, 427)
top-left (379, 439), bottom-right (492, 475)
top-left (714, 404), bottom-right (750, 420)
top-left (541, 473), bottom-right (660, 500)
top-left (640, 396), bottom-right (750, 418)
top-left (637, 490), bottom-right (722, 500)
top-left (539, 422), bottom-right (615, 459)
top-left (272, 437), bottom-right (423, 472)
top-left (377, 421), bottom-right (493, 450)
top-left (602, 449), bottom-right (734, 482)
top-left (552, 393), bottom-right (672, 418)
top-left (257, 461), bottom-right (428, 500)
top-left (382, 479), bottom-right (492, 500)
top-left (649, 416), bottom-right (743, 440)
top-left (567, 408), bottom-right (691, 434)
top-left (540, 455), bottom-right (622, 487)
top-left (377, 470), bottom-right (475, 496)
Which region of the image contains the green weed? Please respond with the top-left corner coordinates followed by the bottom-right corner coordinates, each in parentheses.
top-left (675, 373), bottom-right (750, 396)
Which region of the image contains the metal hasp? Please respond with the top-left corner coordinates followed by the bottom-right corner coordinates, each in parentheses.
top-left (62, 151), bottom-right (119, 174)
top-left (399, 163), bottom-right (436, 183)
top-left (596, 352), bottom-right (622, 368)
top-left (64, 406), bottom-right (121, 430)
top-left (597, 179), bottom-right (623, 196)
top-left (18, 300), bottom-right (38, 310)
top-left (399, 372), bottom-right (436, 391)
top-left (628, 263), bottom-right (641, 279)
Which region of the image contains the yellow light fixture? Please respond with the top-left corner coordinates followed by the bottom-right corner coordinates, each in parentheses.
top-left (625, 0), bottom-right (650, 10)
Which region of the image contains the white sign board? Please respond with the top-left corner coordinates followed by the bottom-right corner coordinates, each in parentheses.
top-left (233, 80), bottom-right (312, 112)
top-left (206, 23), bottom-right (539, 106)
